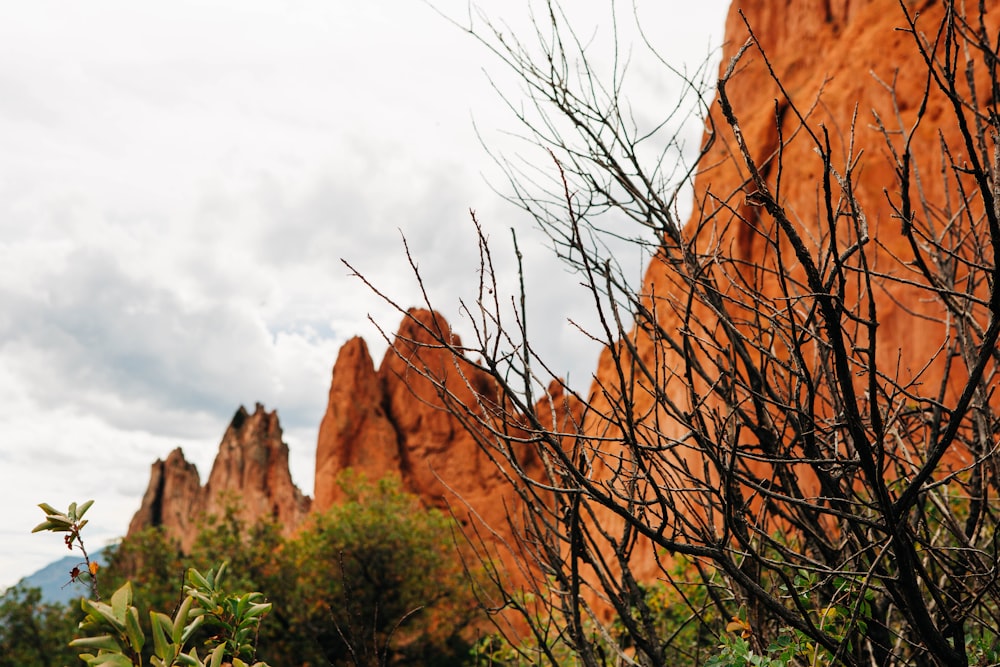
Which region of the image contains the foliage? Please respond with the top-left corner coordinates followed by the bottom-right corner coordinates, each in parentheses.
top-left (470, 559), bottom-right (727, 667)
top-left (188, 498), bottom-right (286, 599)
top-left (0, 584), bottom-right (78, 667)
top-left (102, 526), bottom-right (188, 646)
top-left (70, 564), bottom-right (270, 667)
top-left (34, 500), bottom-right (272, 667)
top-left (42, 474), bottom-right (480, 666)
top-left (32, 500), bottom-right (101, 600)
top-left (283, 471), bottom-right (480, 666)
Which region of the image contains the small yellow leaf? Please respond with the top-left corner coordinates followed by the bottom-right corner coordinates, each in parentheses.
top-left (726, 616), bottom-right (751, 638)
top-left (89, 561), bottom-right (100, 576)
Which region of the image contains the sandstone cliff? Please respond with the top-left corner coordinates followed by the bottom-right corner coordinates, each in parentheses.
top-left (594, 0), bottom-right (998, 411)
top-left (128, 403), bottom-right (311, 552)
top-left (127, 447), bottom-right (204, 552)
top-left (573, 0), bottom-right (1000, 596)
top-left (315, 308), bottom-right (582, 531)
top-left (128, 311), bottom-right (580, 553)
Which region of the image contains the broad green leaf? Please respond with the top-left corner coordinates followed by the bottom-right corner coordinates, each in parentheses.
top-left (77, 499), bottom-right (95, 518)
top-left (37, 502), bottom-right (61, 515)
top-left (186, 567), bottom-right (211, 591)
top-left (172, 594), bottom-right (195, 645)
top-left (125, 606), bottom-right (145, 653)
top-left (180, 614), bottom-right (206, 645)
top-left (69, 634), bottom-right (122, 652)
top-left (110, 582), bottom-right (133, 623)
top-left (242, 602), bottom-right (271, 620)
top-left (82, 599), bottom-right (126, 633)
top-left (151, 611), bottom-right (173, 659)
top-left (30, 520), bottom-right (58, 533)
top-left (209, 644), bottom-right (226, 667)
top-left (87, 654), bottom-right (134, 667)
top-left (235, 592), bottom-right (250, 617)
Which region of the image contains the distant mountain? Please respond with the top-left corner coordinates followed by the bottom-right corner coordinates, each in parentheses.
top-left (14, 547), bottom-right (109, 607)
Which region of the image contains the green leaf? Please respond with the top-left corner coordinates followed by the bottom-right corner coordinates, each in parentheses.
top-left (180, 614), bottom-right (206, 646)
top-left (81, 599), bottom-right (126, 633)
top-left (88, 654), bottom-right (134, 667)
top-left (33, 515), bottom-right (73, 532)
top-left (213, 561), bottom-right (228, 589)
top-left (110, 582), bottom-right (132, 623)
top-left (209, 644), bottom-right (226, 667)
top-left (125, 605), bottom-right (145, 653)
top-left (242, 602), bottom-right (271, 620)
top-left (37, 502), bottom-right (61, 516)
top-left (69, 634), bottom-right (122, 652)
top-left (151, 611), bottom-right (173, 659)
top-left (172, 595), bottom-right (194, 645)
top-left (235, 592), bottom-right (250, 618)
top-left (175, 654), bottom-right (202, 667)
top-left (77, 499), bottom-right (95, 519)
top-left (186, 567), bottom-right (211, 591)
top-left (30, 520), bottom-right (58, 533)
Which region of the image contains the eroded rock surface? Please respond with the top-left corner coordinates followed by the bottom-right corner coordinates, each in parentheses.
top-left (128, 404), bottom-right (310, 551)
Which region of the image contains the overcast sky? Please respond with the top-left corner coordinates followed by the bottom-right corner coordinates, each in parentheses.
top-left (0, 0), bottom-right (729, 590)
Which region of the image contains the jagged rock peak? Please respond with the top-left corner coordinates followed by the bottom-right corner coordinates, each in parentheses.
top-left (314, 309), bottom-right (581, 536)
top-left (126, 447), bottom-right (204, 552)
top-left (314, 337), bottom-right (401, 510)
top-left (204, 402), bottom-right (311, 535)
top-left (127, 404), bottom-right (311, 552)
top-left (315, 308), bottom-right (494, 511)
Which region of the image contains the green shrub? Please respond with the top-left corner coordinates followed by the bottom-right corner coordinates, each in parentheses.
top-left (35, 474), bottom-right (484, 666)
top-left (34, 500), bottom-right (271, 667)
top-left (0, 584), bottom-right (78, 667)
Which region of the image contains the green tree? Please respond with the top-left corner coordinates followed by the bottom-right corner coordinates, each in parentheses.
top-left (103, 527), bottom-right (187, 629)
top-left (283, 472), bottom-right (480, 667)
top-left (187, 505), bottom-right (297, 665)
top-left (0, 584), bottom-right (78, 667)
top-left (98, 477), bottom-right (481, 666)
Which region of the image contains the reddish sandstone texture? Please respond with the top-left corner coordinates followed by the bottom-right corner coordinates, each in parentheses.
top-left (594, 0), bottom-right (998, 430)
top-left (128, 404), bottom-right (310, 551)
top-left (315, 308), bottom-right (581, 532)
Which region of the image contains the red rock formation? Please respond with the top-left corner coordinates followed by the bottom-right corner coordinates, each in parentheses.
top-left (128, 404), bottom-right (310, 552)
top-left (576, 1), bottom-right (1000, 599)
top-left (592, 0), bottom-right (999, 430)
top-left (129, 307), bottom-right (579, 561)
top-left (314, 336), bottom-right (401, 508)
top-left (127, 448), bottom-right (203, 552)
top-left (310, 309), bottom-right (584, 603)
top-left (203, 403), bottom-right (311, 535)
top-left (314, 309), bottom-right (578, 534)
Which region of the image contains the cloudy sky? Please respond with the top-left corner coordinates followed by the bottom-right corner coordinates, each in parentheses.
top-left (0, 0), bottom-right (729, 590)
